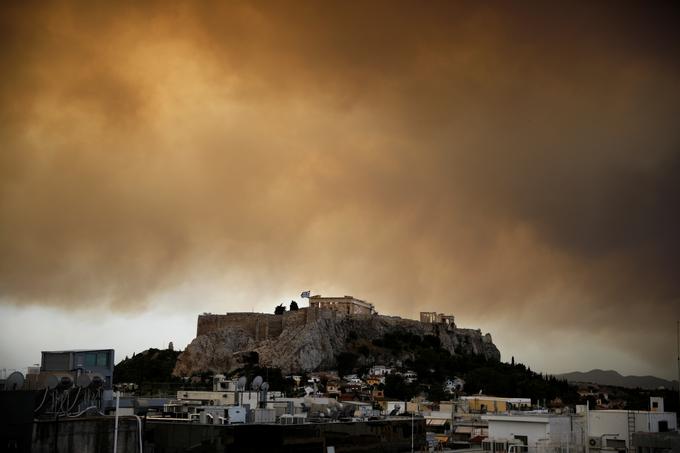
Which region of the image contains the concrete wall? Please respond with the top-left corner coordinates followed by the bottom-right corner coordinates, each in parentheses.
top-left (32, 417), bottom-right (140, 453)
top-left (144, 417), bottom-right (426, 453)
top-left (30, 416), bottom-right (421, 453)
top-left (548, 417), bottom-right (573, 443)
top-left (0, 390), bottom-right (36, 453)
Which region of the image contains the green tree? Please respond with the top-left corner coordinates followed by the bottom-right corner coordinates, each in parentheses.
top-left (336, 352), bottom-right (359, 377)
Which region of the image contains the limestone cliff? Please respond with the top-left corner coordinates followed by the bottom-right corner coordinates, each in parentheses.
top-left (173, 308), bottom-right (500, 376)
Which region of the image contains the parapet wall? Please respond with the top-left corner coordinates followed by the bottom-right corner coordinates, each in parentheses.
top-left (32, 417), bottom-right (140, 453)
top-left (144, 418), bottom-right (426, 453)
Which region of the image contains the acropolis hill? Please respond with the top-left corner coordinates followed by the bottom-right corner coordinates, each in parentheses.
top-left (173, 296), bottom-right (500, 376)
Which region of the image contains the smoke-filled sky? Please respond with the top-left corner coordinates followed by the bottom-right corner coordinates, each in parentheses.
top-left (1, 1), bottom-right (679, 380)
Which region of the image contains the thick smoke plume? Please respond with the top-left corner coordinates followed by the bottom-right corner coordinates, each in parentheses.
top-left (1, 2), bottom-right (679, 376)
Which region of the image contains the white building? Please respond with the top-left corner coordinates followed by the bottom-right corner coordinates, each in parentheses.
top-left (480, 398), bottom-right (678, 453)
top-left (369, 365), bottom-right (393, 376)
top-left (483, 413), bottom-right (579, 451)
top-left (587, 408), bottom-right (677, 450)
top-left (402, 370), bottom-right (418, 383)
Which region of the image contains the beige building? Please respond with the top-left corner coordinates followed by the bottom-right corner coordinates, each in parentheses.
top-left (461, 395), bottom-right (531, 414)
top-left (420, 312), bottom-right (456, 327)
top-left (309, 295), bottom-right (375, 315)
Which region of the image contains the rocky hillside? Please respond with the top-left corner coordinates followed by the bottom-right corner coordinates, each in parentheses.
top-left (174, 308), bottom-right (500, 376)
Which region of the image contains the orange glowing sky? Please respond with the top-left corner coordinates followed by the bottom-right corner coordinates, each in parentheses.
top-left (1, 1), bottom-right (679, 379)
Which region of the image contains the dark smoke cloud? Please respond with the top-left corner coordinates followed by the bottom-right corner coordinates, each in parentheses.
top-left (1, 2), bottom-right (678, 376)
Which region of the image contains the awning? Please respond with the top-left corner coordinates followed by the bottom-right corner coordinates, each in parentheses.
top-left (426, 419), bottom-right (448, 426)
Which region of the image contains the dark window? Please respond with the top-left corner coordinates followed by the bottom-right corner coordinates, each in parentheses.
top-left (652, 402), bottom-right (658, 409)
top-left (514, 435), bottom-right (528, 445)
top-left (43, 352), bottom-right (70, 371)
top-left (658, 420), bottom-right (668, 432)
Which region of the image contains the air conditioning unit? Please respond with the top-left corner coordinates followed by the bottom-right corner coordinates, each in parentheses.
top-left (588, 437), bottom-right (602, 448)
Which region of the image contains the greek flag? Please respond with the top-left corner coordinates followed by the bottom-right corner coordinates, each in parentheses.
top-left (300, 290), bottom-right (311, 298)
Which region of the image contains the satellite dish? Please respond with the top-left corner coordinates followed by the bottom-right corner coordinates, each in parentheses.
top-left (260, 382), bottom-right (269, 392)
top-left (237, 376), bottom-right (247, 391)
top-left (90, 374), bottom-right (104, 388)
top-left (56, 374), bottom-right (73, 390)
top-left (251, 375), bottom-right (263, 391)
top-left (38, 374), bottom-right (59, 390)
top-left (76, 374), bottom-right (92, 387)
top-left (4, 371), bottom-right (25, 391)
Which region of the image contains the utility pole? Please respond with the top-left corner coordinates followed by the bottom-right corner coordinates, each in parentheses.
top-left (113, 390), bottom-right (120, 453)
top-left (411, 409), bottom-right (414, 453)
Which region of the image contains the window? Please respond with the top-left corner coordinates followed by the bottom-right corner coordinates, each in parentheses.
top-left (83, 352), bottom-right (108, 367)
top-left (96, 352), bottom-right (108, 367)
top-left (84, 353), bottom-right (97, 367)
top-left (652, 401), bottom-right (658, 409)
top-left (658, 420), bottom-right (668, 432)
top-left (514, 435), bottom-right (528, 446)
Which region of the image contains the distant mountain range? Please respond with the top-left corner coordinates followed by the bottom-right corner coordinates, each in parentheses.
top-left (555, 369), bottom-right (678, 390)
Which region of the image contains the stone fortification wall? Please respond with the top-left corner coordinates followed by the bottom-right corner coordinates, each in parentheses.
top-left (197, 313), bottom-right (262, 337)
top-left (198, 308), bottom-right (384, 339)
top-left (197, 309), bottom-right (312, 340)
